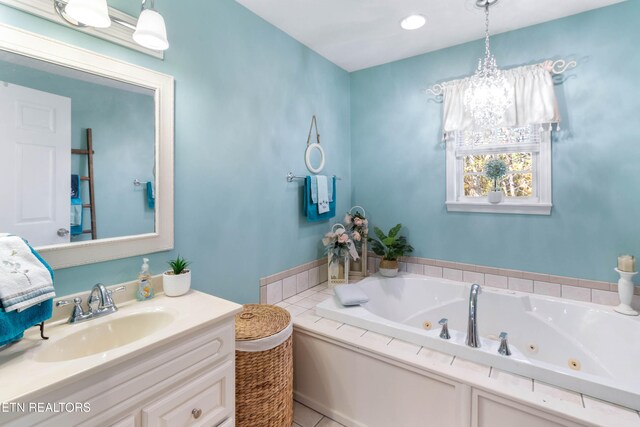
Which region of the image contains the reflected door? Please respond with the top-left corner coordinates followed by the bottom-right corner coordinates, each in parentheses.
top-left (0, 82), bottom-right (71, 246)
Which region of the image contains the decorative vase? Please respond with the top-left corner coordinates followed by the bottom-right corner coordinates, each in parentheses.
top-left (379, 258), bottom-right (399, 277)
top-left (614, 268), bottom-right (638, 316)
top-left (163, 270), bottom-right (191, 297)
top-left (488, 190), bottom-right (503, 204)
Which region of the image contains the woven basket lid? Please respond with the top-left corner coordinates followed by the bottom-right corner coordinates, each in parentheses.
top-left (235, 304), bottom-right (292, 341)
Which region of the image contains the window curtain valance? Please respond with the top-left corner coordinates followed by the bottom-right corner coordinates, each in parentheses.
top-left (442, 63), bottom-right (560, 134)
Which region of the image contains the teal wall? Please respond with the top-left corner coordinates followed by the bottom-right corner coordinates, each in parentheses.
top-left (0, 59), bottom-right (155, 240)
top-left (350, 0), bottom-right (640, 283)
top-left (2, 0), bottom-right (636, 300)
top-left (0, 0), bottom-right (351, 302)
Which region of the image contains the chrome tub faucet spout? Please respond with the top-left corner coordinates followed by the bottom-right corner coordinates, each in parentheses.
top-left (466, 283), bottom-right (481, 348)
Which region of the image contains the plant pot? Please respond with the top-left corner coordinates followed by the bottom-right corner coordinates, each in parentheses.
top-left (488, 190), bottom-right (503, 204)
top-left (379, 259), bottom-right (399, 277)
top-left (163, 270), bottom-right (191, 296)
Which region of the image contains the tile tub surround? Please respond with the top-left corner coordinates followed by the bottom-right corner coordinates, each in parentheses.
top-left (262, 254), bottom-right (640, 308)
top-left (259, 258), bottom-right (329, 304)
top-left (282, 284), bottom-right (640, 426)
top-left (367, 254), bottom-right (640, 308)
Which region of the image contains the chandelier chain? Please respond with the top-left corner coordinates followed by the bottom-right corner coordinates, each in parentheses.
top-left (484, 5), bottom-right (491, 62)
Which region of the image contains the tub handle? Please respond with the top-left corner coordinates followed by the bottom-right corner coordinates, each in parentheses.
top-left (438, 318), bottom-right (450, 340)
top-left (498, 332), bottom-right (511, 356)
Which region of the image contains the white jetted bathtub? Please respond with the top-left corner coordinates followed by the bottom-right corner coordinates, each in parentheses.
top-left (315, 273), bottom-right (640, 410)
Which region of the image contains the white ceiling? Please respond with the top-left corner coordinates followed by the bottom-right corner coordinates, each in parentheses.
top-left (234, 0), bottom-right (625, 72)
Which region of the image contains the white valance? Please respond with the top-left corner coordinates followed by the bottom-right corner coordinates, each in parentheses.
top-left (442, 63), bottom-right (560, 134)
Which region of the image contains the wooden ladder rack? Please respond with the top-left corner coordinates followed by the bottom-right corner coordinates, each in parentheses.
top-left (71, 128), bottom-right (97, 240)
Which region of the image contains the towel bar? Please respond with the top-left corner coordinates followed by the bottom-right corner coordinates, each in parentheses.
top-left (286, 172), bottom-right (342, 183)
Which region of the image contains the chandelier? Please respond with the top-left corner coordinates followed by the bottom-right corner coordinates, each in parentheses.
top-left (464, 0), bottom-right (511, 130)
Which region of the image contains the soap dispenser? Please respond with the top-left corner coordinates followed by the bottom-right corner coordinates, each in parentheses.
top-left (136, 257), bottom-right (154, 301)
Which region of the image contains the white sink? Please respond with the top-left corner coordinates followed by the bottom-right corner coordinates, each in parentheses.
top-left (35, 310), bottom-right (174, 363)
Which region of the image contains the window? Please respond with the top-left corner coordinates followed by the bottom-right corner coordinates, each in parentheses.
top-left (445, 125), bottom-right (552, 215)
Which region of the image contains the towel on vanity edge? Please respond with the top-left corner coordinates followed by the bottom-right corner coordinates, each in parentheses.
top-left (0, 235), bottom-right (56, 312)
top-left (0, 299), bottom-right (53, 347)
top-left (0, 237), bottom-right (54, 346)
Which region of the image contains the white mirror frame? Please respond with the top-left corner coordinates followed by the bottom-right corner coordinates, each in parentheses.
top-left (0, 23), bottom-right (174, 269)
top-left (305, 143), bottom-right (325, 174)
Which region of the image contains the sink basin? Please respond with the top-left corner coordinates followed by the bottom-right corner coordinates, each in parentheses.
top-left (35, 311), bottom-right (174, 363)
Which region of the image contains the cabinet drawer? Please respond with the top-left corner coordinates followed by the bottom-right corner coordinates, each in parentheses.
top-left (142, 359), bottom-right (233, 427)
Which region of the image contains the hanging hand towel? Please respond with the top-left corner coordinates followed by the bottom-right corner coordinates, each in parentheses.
top-left (0, 236), bottom-right (56, 312)
top-left (316, 175), bottom-right (330, 214)
top-left (311, 176), bottom-right (333, 204)
top-left (146, 181), bottom-right (155, 209)
top-left (304, 176), bottom-right (336, 222)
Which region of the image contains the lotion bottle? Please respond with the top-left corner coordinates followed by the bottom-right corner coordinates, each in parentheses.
top-left (136, 257), bottom-right (154, 301)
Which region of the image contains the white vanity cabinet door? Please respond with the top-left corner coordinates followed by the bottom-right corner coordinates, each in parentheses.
top-left (142, 359), bottom-right (234, 427)
top-left (111, 414), bottom-right (139, 427)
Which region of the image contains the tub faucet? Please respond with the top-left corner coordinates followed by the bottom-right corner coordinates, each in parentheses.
top-left (466, 283), bottom-right (481, 348)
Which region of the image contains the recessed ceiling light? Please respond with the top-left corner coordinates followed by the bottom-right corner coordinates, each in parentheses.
top-left (400, 14), bottom-right (426, 31)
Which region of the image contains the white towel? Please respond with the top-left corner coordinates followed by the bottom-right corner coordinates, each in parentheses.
top-left (316, 175), bottom-right (330, 214)
top-left (0, 236), bottom-right (55, 312)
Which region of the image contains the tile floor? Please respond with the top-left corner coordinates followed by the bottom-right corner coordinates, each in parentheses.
top-left (293, 400), bottom-right (344, 427)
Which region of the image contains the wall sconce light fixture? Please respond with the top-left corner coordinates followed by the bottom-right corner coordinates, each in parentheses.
top-left (54, 0), bottom-right (169, 51)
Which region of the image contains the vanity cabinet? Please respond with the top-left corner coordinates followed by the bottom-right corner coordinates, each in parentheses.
top-left (2, 317), bottom-right (236, 427)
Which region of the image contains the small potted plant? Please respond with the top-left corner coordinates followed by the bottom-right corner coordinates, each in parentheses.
top-left (163, 255), bottom-right (191, 297)
top-left (368, 224), bottom-right (413, 277)
top-left (485, 158), bottom-right (507, 204)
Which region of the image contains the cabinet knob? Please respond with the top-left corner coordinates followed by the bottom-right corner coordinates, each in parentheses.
top-left (191, 408), bottom-right (202, 419)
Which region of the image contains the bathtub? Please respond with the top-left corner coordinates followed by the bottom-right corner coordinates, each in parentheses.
top-left (315, 273), bottom-right (640, 410)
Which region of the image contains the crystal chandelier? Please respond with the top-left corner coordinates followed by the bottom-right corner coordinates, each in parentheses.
top-left (464, 0), bottom-right (511, 130)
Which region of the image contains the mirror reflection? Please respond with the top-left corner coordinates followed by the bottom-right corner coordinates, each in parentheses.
top-left (0, 50), bottom-right (156, 248)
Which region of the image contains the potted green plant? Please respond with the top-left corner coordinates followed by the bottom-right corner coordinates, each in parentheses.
top-left (368, 224), bottom-right (413, 277)
top-left (163, 255), bottom-right (191, 296)
top-left (485, 158), bottom-right (507, 204)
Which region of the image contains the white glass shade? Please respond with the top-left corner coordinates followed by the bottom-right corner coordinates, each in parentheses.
top-left (133, 9), bottom-right (169, 51)
top-left (65, 0), bottom-right (111, 28)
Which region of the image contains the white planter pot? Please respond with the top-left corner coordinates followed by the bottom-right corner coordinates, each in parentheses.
top-left (379, 267), bottom-right (399, 277)
top-left (488, 190), bottom-right (503, 204)
top-left (163, 270), bottom-right (191, 297)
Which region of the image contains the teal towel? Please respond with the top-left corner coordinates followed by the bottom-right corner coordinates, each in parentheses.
top-left (70, 175), bottom-right (83, 236)
top-left (0, 299), bottom-right (52, 347)
top-left (146, 181), bottom-right (155, 209)
top-left (303, 176), bottom-right (336, 222)
top-left (0, 240), bottom-right (54, 347)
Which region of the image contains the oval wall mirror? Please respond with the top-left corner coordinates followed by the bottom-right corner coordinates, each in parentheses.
top-left (305, 143), bottom-right (325, 174)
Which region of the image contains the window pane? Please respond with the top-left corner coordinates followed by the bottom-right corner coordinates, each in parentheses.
top-left (464, 175), bottom-right (491, 197)
top-left (463, 155), bottom-right (489, 173)
top-left (496, 152), bottom-right (532, 172)
top-left (500, 173), bottom-right (533, 197)
top-left (463, 152), bottom-right (533, 198)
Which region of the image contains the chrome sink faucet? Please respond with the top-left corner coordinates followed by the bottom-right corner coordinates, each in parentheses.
top-left (56, 283), bottom-right (126, 324)
top-left (466, 283), bottom-right (481, 348)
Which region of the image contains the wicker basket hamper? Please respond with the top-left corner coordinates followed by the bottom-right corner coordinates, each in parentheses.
top-left (235, 304), bottom-right (293, 426)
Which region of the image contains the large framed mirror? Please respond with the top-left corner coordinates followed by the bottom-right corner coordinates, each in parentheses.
top-left (0, 23), bottom-right (174, 269)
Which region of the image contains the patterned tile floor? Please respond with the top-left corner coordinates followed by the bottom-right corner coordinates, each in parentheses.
top-left (293, 400), bottom-right (344, 427)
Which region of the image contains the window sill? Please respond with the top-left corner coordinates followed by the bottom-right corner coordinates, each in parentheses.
top-left (445, 201), bottom-right (552, 215)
